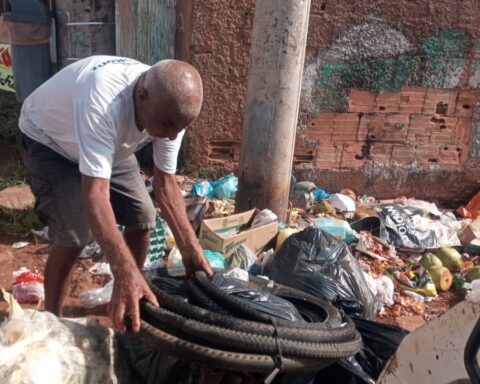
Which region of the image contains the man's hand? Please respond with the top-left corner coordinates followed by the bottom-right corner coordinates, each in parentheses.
top-left (183, 243), bottom-right (213, 279)
top-left (109, 264), bottom-right (159, 333)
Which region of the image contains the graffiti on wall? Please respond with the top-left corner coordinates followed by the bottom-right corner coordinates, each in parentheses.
top-left (301, 16), bottom-right (480, 168)
top-left (303, 18), bottom-right (470, 112)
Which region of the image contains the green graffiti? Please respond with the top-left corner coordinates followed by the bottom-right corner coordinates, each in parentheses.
top-left (418, 28), bottom-right (467, 87)
top-left (422, 28), bottom-right (467, 57)
top-left (316, 57), bottom-right (415, 111)
top-left (314, 27), bottom-right (470, 111)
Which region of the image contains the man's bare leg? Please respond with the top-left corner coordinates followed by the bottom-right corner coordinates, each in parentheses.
top-left (44, 244), bottom-right (83, 316)
top-left (124, 227), bottom-right (150, 269)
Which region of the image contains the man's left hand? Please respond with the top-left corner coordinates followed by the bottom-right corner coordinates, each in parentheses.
top-left (182, 243), bottom-right (213, 278)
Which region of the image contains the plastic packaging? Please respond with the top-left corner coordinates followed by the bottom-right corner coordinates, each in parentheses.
top-left (212, 273), bottom-right (305, 322)
top-left (250, 208), bottom-right (277, 229)
top-left (289, 181), bottom-right (316, 210)
top-left (374, 204), bottom-right (440, 250)
top-left (0, 292), bottom-right (117, 383)
top-left (88, 262), bottom-right (112, 276)
top-left (329, 193), bottom-right (356, 212)
top-left (315, 318), bottom-right (408, 384)
top-left (212, 175), bottom-right (238, 199)
top-left (312, 187), bottom-right (330, 201)
top-left (276, 227), bottom-right (302, 249)
top-left (167, 247), bottom-right (225, 276)
top-left (388, 264), bottom-right (437, 297)
top-left (79, 280), bottom-right (113, 308)
top-left (224, 244), bottom-right (257, 271)
top-left (79, 242), bottom-right (102, 259)
top-left (264, 227), bottom-right (377, 319)
top-left (313, 217), bottom-right (359, 244)
top-left (192, 180), bottom-right (214, 197)
top-left (143, 216), bottom-right (167, 270)
top-left (11, 271), bottom-right (44, 304)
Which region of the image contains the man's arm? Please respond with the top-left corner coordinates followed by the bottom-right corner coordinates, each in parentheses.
top-left (81, 175), bottom-right (158, 332)
top-left (153, 167), bottom-right (213, 278)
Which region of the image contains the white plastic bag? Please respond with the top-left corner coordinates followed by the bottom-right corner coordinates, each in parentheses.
top-left (251, 209), bottom-right (278, 229)
top-left (0, 289), bottom-right (117, 383)
top-left (79, 280), bottom-right (113, 309)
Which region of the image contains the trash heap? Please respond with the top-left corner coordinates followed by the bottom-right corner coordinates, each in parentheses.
top-left (178, 175), bottom-right (480, 331)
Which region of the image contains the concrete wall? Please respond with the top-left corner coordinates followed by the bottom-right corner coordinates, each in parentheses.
top-left (183, 0), bottom-right (480, 205)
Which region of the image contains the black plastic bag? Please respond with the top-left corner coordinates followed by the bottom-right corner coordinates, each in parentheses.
top-left (264, 227), bottom-right (377, 319)
top-left (213, 273), bottom-right (306, 322)
top-left (350, 216), bottom-right (389, 240)
top-left (314, 319), bottom-right (408, 384)
top-left (373, 204), bottom-right (440, 250)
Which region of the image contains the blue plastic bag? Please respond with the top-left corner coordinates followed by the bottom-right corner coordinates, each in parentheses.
top-left (192, 180), bottom-right (213, 197)
top-left (313, 187), bottom-right (330, 201)
top-left (313, 217), bottom-right (358, 244)
top-left (212, 175), bottom-right (238, 198)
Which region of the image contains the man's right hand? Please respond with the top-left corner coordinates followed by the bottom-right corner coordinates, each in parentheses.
top-left (108, 264), bottom-right (159, 333)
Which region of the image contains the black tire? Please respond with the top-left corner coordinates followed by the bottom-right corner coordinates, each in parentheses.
top-left (138, 320), bottom-right (338, 373)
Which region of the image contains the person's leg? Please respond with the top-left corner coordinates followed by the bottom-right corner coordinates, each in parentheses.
top-left (17, 131), bottom-right (91, 315)
top-left (110, 155), bottom-right (156, 269)
top-left (123, 227), bottom-right (150, 269)
top-left (44, 245), bottom-right (83, 316)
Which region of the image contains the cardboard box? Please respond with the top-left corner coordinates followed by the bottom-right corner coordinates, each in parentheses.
top-left (459, 217), bottom-right (480, 253)
top-left (199, 209), bottom-right (278, 258)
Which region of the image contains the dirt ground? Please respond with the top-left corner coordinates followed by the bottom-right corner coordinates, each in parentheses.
top-left (0, 234), bottom-right (112, 326)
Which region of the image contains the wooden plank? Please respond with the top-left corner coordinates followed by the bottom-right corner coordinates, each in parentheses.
top-left (115, 0), bottom-right (175, 64)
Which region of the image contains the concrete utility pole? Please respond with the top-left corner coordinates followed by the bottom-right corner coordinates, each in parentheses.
top-left (236, 0), bottom-right (311, 222)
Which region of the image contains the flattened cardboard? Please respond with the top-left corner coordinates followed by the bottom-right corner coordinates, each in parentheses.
top-left (199, 209), bottom-right (278, 258)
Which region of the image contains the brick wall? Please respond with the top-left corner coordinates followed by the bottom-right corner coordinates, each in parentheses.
top-left (182, 0), bottom-right (480, 203)
top-left (302, 88), bottom-right (479, 169)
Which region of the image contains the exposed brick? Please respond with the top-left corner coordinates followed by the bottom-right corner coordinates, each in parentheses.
top-left (306, 113), bottom-right (334, 141)
top-left (332, 113), bottom-right (360, 141)
top-left (438, 144), bottom-right (462, 167)
top-left (408, 116), bottom-right (433, 144)
top-left (429, 116), bottom-right (456, 144)
top-left (370, 143), bottom-right (393, 164)
top-left (340, 142), bottom-right (365, 168)
top-left (416, 144), bottom-right (440, 166)
top-left (456, 117), bottom-right (473, 145)
top-left (375, 92), bottom-right (400, 113)
top-left (348, 89), bottom-right (376, 113)
top-left (392, 144), bottom-right (416, 165)
top-left (294, 145), bottom-right (317, 164)
top-left (208, 140), bottom-right (241, 162)
top-left (315, 142), bottom-right (342, 169)
top-left (358, 113), bottom-right (385, 140)
top-left (383, 113), bottom-right (410, 142)
top-left (399, 87), bottom-right (427, 114)
top-left (455, 90), bottom-right (480, 117)
top-left (423, 88), bottom-right (458, 116)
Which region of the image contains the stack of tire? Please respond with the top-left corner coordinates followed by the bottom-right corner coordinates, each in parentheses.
top-left (137, 272), bottom-right (362, 373)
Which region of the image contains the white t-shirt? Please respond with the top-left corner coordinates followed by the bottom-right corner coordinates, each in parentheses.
top-left (19, 55), bottom-right (184, 178)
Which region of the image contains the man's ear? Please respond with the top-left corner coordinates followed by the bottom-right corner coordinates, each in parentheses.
top-left (137, 86), bottom-right (148, 102)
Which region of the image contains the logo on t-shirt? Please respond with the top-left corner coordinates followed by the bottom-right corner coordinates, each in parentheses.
top-left (92, 58), bottom-right (139, 71)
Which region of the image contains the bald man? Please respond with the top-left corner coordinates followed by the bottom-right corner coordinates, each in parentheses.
top-left (17, 55), bottom-right (213, 332)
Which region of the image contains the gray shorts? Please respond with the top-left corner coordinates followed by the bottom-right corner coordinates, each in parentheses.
top-left (17, 130), bottom-right (156, 247)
